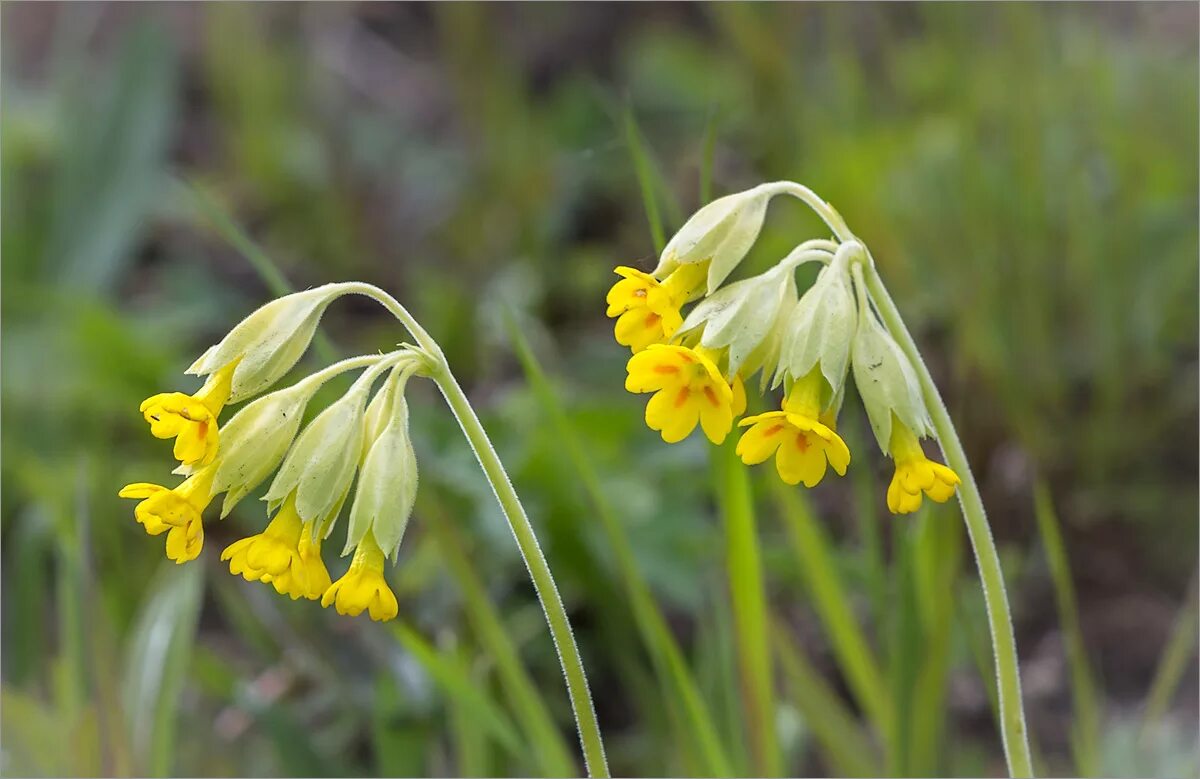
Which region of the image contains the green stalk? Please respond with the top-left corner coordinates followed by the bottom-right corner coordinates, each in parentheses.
top-left (431, 366), bottom-right (609, 777)
top-left (347, 283), bottom-right (608, 777)
top-left (772, 181), bottom-right (1033, 777)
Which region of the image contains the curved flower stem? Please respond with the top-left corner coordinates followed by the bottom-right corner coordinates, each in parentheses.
top-left (862, 265), bottom-right (1034, 778)
top-left (773, 179), bottom-right (1033, 776)
top-left (347, 282), bottom-right (609, 778)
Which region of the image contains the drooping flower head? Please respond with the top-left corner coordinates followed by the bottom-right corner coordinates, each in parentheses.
top-left (606, 262), bottom-right (707, 353)
top-left (736, 368), bottom-right (850, 487)
top-left (885, 415), bottom-right (960, 514)
top-left (140, 361), bottom-right (237, 468)
top-left (118, 467), bottom-right (216, 563)
top-left (220, 493), bottom-right (331, 600)
top-left (322, 530), bottom-right (399, 622)
top-left (624, 344), bottom-right (746, 444)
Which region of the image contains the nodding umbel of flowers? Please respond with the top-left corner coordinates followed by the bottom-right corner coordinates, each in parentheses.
top-left (118, 466), bottom-right (216, 563)
top-left (885, 415), bottom-right (961, 514)
top-left (322, 529), bottom-right (399, 622)
top-left (736, 368), bottom-right (850, 487)
top-left (624, 344), bottom-right (746, 444)
top-left (606, 262), bottom-right (707, 353)
top-left (140, 361), bottom-right (237, 468)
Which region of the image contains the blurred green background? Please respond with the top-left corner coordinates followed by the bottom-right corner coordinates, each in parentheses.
top-left (2, 3), bottom-right (1197, 777)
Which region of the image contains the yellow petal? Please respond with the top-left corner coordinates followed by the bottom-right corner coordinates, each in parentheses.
top-left (736, 418), bottom-right (789, 465)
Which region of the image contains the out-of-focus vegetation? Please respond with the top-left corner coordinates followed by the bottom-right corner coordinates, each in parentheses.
top-left (2, 3), bottom-right (1196, 777)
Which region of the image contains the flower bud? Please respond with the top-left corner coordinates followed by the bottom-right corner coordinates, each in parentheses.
top-left (265, 373), bottom-right (372, 526)
top-left (677, 263), bottom-right (795, 379)
top-left (654, 186), bottom-right (771, 294)
top-left (212, 382), bottom-right (314, 517)
top-left (776, 258), bottom-right (857, 394)
top-left (851, 310), bottom-right (932, 451)
top-left (345, 392), bottom-right (418, 558)
top-left (187, 284), bottom-right (346, 402)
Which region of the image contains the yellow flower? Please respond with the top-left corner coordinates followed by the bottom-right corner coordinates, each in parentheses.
top-left (140, 361), bottom-right (237, 467)
top-left (321, 531), bottom-right (398, 622)
top-left (886, 417), bottom-right (960, 514)
top-left (736, 370), bottom-right (851, 487)
top-left (624, 344), bottom-right (743, 444)
top-left (220, 494), bottom-right (331, 600)
top-left (606, 263), bottom-right (706, 353)
top-left (118, 467), bottom-right (215, 563)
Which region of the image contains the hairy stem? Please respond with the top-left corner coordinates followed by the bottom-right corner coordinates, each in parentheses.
top-left (354, 283), bottom-right (608, 777)
top-left (432, 366), bottom-right (609, 777)
top-left (863, 265), bottom-right (1034, 778)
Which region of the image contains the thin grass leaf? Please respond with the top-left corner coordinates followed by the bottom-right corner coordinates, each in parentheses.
top-left (449, 645), bottom-right (492, 778)
top-left (699, 106), bottom-right (718, 204)
top-left (1139, 572), bottom-right (1199, 742)
top-left (1034, 480), bottom-right (1102, 776)
top-left (623, 105), bottom-right (667, 255)
top-left (713, 442), bottom-right (782, 776)
top-left (121, 561), bottom-right (205, 777)
top-left (886, 523), bottom-right (922, 777)
top-left (426, 502), bottom-right (577, 777)
top-left (769, 480), bottom-right (892, 739)
top-left (908, 506), bottom-right (963, 775)
top-left (773, 620), bottom-right (881, 777)
top-left (390, 621), bottom-right (525, 759)
top-left (176, 176), bottom-right (339, 364)
top-left (504, 311), bottom-right (734, 776)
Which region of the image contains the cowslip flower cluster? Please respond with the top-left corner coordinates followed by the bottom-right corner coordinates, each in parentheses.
top-left (607, 183), bottom-right (960, 514)
top-left (121, 284), bottom-right (422, 621)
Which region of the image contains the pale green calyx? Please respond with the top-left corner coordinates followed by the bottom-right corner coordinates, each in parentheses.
top-left (264, 367), bottom-right (376, 525)
top-left (187, 284), bottom-right (345, 402)
top-left (212, 381), bottom-right (315, 517)
top-left (345, 381), bottom-right (418, 559)
top-left (850, 303), bottom-right (933, 451)
top-left (775, 244), bottom-right (858, 394)
top-left (654, 185), bottom-right (771, 294)
top-left (677, 263), bottom-right (795, 378)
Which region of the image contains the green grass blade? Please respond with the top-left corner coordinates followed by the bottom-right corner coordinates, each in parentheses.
top-left (622, 106), bottom-right (667, 255)
top-left (1034, 480), bottom-right (1102, 776)
top-left (769, 480), bottom-right (892, 738)
top-left (175, 176), bottom-right (338, 363)
top-left (714, 443), bottom-right (782, 776)
top-left (699, 106), bottom-right (718, 204)
top-left (390, 621), bottom-right (525, 759)
top-left (426, 503), bottom-right (577, 777)
top-left (121, 561), bottom-right (205, 777)
top-left (773, 622), bottom-right (881, 777)
top-left (908, 507), bottom-right (963, 775)
top-left (504, 311), bottom-right (733, 776)
top-left (1139, 573), bottom-right (1199, 742)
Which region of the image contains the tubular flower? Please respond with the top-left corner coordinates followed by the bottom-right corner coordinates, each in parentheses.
top-left (886, 416), bottom-right (960, 514)
top-left (220, 495), bottom-right (330, 600)
top-left (118, 467), bottom-right (216, 563)
top-left (140, 361), bottom-right (237, 467)
top-left (606, 263), bottom-right (707, 353)
top-left (625, 344), bottom-right (739, 444)
top-left (735, 370), bottom-right (850, 487)
top-left (321, 531), bottom-right (398, 621)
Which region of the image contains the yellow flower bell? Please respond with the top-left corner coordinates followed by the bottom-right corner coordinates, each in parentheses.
top-left (606, 263), bottom-right (706, 353)
top-left (736, 369), bottom-right (850, 487)
top-left (118, 467), bottom-right (216, 563)
top-left (886, 417), bottom-right (960, 514)
top-left (220, 494), bottom-right (331, 600)
top-left (321, 531), bottom-right (398, 622)
top-left (624, 344), bottom-right (744, 444)
top-left (140, 361), bottom-right (237, 467)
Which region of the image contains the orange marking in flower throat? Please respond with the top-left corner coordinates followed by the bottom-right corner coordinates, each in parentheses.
top-left (674, 387), bottom-right (691, 408)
